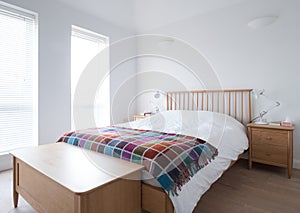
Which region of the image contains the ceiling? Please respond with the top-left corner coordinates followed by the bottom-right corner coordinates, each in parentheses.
top-left (56, 0), bottom-right (245, 32)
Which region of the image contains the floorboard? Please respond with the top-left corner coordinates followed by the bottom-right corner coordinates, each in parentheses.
top-left (194, 159), bottom-right (300, 213)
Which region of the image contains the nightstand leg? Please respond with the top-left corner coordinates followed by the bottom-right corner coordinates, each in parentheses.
top-left (248, 149), bottom-right (252, 169)
top-left (288, 167), bottom-right (292, 179)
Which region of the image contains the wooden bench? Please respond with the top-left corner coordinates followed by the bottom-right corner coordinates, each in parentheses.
top-left (10, 143), bottom-right (144, 213)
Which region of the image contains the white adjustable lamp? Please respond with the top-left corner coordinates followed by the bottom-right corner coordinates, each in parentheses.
top-left (149, 91), bottom-right (161, 113)
top-left (251, 89), bottom-right (280, 124)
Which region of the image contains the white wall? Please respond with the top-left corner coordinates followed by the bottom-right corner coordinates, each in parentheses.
top-left (136, 0), bottom-right (300, 168)
top-left (2, 0), bottom-right (299, 171)
top-left (0, 0), bottom-right (135, 171)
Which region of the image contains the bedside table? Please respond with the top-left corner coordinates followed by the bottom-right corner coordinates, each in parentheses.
top-left (247, 123), bottom-right (294, 178)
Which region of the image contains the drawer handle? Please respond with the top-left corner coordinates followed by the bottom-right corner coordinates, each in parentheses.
top-left (266, 136), bottom-right (272, 140)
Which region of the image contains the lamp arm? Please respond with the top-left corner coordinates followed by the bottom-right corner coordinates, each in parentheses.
top-left (264, 101), bottom-right (280, 113)
top-left (262, 94), bottom-right (280, 107)
top-left (251, 110), bottom-right (267, 122)
top-left (251, 101), bottom-right (280, 123)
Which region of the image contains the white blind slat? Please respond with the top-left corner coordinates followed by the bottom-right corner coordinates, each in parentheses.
top-left (0, 2), bottom-right (37, 154)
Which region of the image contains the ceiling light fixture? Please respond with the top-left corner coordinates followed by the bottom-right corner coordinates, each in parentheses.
top-left (247, 16), bottom-right (278, 29)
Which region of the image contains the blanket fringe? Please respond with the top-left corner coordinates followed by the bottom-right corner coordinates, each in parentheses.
top-left (166, 143), bottom-right (218, 196)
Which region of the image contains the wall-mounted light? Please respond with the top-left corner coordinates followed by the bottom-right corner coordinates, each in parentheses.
top-left (247, 16), bottom-right (278, 29)
top-left (154, 91), bottom-right (160, 99)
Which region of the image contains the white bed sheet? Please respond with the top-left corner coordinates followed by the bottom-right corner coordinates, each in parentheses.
top-left (117, 110), bottom-right (248, 213)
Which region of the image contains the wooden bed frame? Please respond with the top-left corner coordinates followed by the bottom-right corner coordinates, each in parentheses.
top-left (11, 89), bottom-right (252, 213)
top-left (142, 89), bottom-right (252, 213)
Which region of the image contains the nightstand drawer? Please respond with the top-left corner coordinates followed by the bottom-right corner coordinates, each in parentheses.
top-left (252, 129), bottom-right (288, 147)
top-left (252, 143), bottom-right (287, 166)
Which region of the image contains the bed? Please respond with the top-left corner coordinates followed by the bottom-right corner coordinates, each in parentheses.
top-left (59, 89), bottom-right (252, 213)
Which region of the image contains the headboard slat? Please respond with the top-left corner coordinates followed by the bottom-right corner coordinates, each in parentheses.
top-left (166, 89), bottom-right (252, 126)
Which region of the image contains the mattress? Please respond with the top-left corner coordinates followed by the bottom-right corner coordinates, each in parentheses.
top-left (117, 110), bottom-right (248, 213)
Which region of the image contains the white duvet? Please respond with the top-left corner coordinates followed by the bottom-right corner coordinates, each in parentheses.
top-left (118, 110), bottom-right (248, 213)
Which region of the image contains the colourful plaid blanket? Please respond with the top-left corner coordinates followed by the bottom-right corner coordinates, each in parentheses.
top-left (57, 126), bottom-right (218, 195)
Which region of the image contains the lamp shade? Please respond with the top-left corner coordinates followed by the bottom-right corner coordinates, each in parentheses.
top-left (154, 91), bottom-right (160, 99)
top-left (252, 89), bottom-right (265, 99)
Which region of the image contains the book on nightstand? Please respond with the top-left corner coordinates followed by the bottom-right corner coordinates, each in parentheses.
top-left (268, 121), bottom-right (281, 126)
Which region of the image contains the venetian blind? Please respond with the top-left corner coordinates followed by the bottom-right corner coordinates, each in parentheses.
top-left (0, 3), bottom-right (37, 153)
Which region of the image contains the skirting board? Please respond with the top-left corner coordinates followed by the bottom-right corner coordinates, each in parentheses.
top-left (0, 154), bottom-right (12, 171)
top-left (294, 159), bottom-right (300, 169)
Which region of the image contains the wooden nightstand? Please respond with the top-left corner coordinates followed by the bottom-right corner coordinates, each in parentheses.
top-left (247, 123), bottom-right (294, 178)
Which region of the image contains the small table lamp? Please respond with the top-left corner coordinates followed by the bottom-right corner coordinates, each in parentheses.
top-left (251, 89), bottom-right (280, 124)
top-left (148, 91), bottom-right (161, 114)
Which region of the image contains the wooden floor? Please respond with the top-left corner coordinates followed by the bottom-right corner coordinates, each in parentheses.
top-left (0, 169), bottom-right (35, 213)
top-left (1, 159), bottom-right (300, 213)
top-left (194, 159), bottom-right (300, 213)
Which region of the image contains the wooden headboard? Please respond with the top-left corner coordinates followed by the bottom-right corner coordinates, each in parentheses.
top-left (166, 89), bottom-right (252, 126)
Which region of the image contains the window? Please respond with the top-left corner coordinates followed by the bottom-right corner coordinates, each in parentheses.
top-left (0, 2), bottom-right (38, 153)
top-left (71, 26), bottom-right (109, 129)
